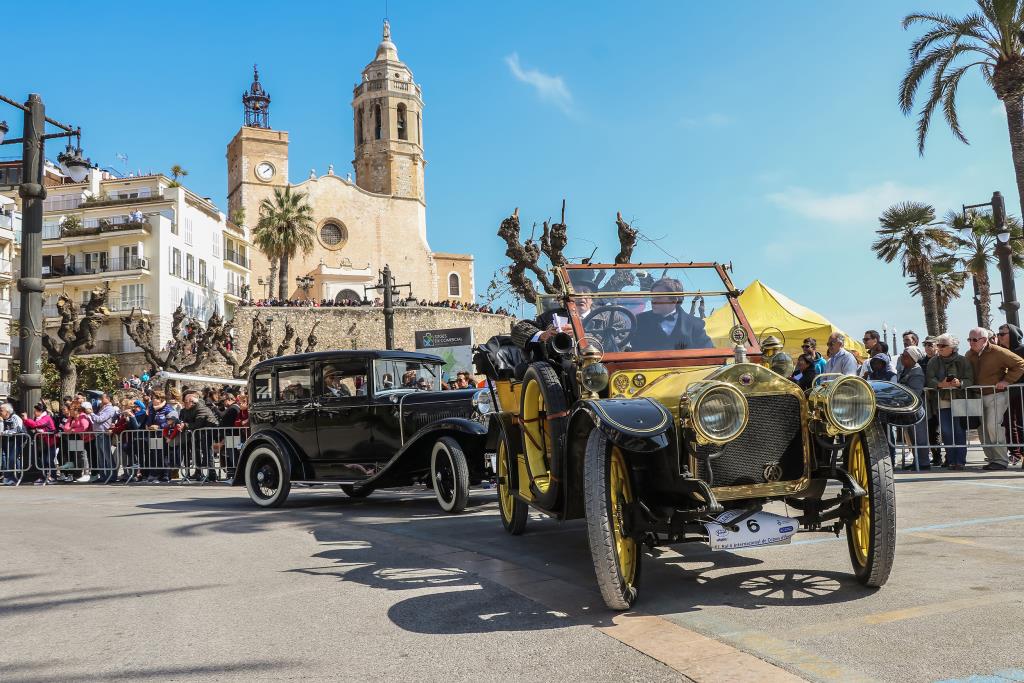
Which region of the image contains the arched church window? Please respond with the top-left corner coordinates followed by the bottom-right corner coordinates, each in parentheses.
top-left (397, 104), bottom-right (407, 141)
top-left (448, 273), bottom-right (461, 297)
top-left (356, 107), bottom-right (364, 145)
top-left (374, 104), bottom-right (382, 140)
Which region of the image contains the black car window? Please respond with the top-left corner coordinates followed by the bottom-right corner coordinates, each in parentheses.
top-left (252, 371), bottom-right (272, 403)
top-left (277, 368), bottom-right (312, 402)
top-left (321, 360), bottom-right (369, 399)
top-left (374, 359), bottom-right (441, 392)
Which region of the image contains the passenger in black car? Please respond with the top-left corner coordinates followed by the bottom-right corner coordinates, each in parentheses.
top-left (631, 277), bottom-right (714, 352)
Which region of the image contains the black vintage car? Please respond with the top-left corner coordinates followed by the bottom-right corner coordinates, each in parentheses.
top-left (235, 350), bottom-right (494, 512)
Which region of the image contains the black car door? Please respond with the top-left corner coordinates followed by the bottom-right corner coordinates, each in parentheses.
top-left (272, 365), bottom-right (319, 461)
top-left (315, 359), bottom-right (377, 479)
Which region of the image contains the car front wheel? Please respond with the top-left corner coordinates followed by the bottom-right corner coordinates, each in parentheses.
top-left (845, 421), bottom-right (896, 587)
top-left (245, 446), bottom-right (291, 508)
top-left (497, 436), bottom-right (528, 534)
top-left (431, 436), bottom-right (470, 513)
top-left (584, 428), bottom-right (641, 610)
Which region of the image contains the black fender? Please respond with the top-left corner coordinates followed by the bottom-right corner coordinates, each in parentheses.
top-left (868, 380), bottom-right (926, 427)
top-left (570, 398), bottom-right (673, 453)
top-left (364, 417), bottom-right (488, 488)
top-left (233, 430), bottom-right (311, 485)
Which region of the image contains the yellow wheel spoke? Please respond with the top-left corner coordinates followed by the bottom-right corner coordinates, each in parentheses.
top-left (609, 447), bottom-right (637, 585)
top-left (849, 435), bottom-right (871, 566)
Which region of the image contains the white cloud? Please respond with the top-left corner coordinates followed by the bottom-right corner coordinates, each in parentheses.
top-left (680, 113), bottom-right (732, 128)
top-left (765, 181), bottom-right (941, 225)
top-left (504, 53), bottom-right (573, 114)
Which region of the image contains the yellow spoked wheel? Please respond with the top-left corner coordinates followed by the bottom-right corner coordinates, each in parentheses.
top-left (519, 362), bottom-right (568, 509)
top-left (497, 437), bottom-right (528, 535)
top-left (584, 428), bottom-right (641, 610)
top-left (844, 421), bottom-right (896, 587)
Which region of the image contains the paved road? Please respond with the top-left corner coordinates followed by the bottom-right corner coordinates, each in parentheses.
top-left (1, 464), bottom-right (1023, 682)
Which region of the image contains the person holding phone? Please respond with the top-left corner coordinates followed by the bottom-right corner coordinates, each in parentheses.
top-left (925, 333), bottom-right (974, 470)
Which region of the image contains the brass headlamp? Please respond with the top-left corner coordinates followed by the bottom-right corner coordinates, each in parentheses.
top-left (807, 374), bottom-right (876, 436)
top-left (680, 380), bottom-right (749, 445)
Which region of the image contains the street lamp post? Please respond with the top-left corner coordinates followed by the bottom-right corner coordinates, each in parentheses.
top-left (363, 264), bottom-right (412, 350)
top-left (295, 274), bottom-right (315, 301)
top-left (0, 93), bottom-right (87, 411)
top-left (963, 191), bottom-right (1018, 328)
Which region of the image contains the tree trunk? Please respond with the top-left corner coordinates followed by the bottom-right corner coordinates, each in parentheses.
top-left (1002, 96), bottom-right (1024, 236)
top-left (916, 267), bottom-right (941, 337)
top-left (975, 270), bottom-right (992, 330)
top-left (268, 257), bottom-right (278, 299)
top-left (278, 254), bottom-right (289, 300)
top-left (59, 361), bottom-right (77, 399)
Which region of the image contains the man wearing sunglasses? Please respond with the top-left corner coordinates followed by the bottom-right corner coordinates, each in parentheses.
top-left (965, 326), bottom-right (1024, 470)
top-left (801, 338), bottom-right (827, 375)
top-left (823, 333), bottom-right (858, 375)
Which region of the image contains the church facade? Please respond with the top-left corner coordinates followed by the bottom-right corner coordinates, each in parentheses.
top-left (226, 21), bottom-right (474, 304)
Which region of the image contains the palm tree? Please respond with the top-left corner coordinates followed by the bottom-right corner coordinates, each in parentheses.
top-left (945, 209), bottom-right (1024, 327)
top-left (253, 186), bottom-right (315, 300)
top-left (169, 165), bottom-right (188, 187)
top-left (921, 254), bottom-right (969, 333)
top-left (900, 1), bottom-right (1024, 217)
top-left (873, 202), bottom-right (955, 336)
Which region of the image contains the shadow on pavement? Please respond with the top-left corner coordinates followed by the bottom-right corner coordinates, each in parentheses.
top-left (130, 489), bottom-right (874, 635)
top-left (4, 659), bottom-right (294, 683)
top-left (0, 585), bottom-right (219, 618)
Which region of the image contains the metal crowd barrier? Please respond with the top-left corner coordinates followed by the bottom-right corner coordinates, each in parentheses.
top-left (887, 385), bottom-right (1024, 470)
top-left (36, 431), bottom-right (125, 484)
top-left (187, 427), bottom-right (248, 483)
top-left (119, 428), bottom-right (190, 483)
top-left (1, 433), bottom-right (33, 485)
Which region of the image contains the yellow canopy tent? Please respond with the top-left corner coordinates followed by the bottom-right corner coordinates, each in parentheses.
top-left (705, 280), bottom-right (867, 359)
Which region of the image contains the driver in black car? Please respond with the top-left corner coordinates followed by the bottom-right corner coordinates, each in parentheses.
top-left (631, 277), bottom-right (714, 351)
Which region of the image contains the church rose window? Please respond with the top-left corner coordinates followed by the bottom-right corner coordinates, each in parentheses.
top-left (319, 222), bottom-right (348, 250)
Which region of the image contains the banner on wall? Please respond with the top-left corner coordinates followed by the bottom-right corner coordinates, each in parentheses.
top-left (414, 327), bottom-right (474, 380)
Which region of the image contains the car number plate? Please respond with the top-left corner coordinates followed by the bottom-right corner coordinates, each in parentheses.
top-left (703, 510), bottom-right (799, 551)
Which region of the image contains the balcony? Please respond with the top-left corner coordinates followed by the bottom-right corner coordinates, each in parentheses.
top-left (107, 296), bottom-right (150, 313)
top-left (225, 250), bottom-right (250, 269)
top-left (44, 217), bottom-right (152, 241)
top-left (79, 188), bottom-right (163, 209)
top-left (44, 256), bottom-right (150, 279)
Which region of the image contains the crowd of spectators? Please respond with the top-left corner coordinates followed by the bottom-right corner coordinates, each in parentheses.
top-left (802, 325), bottom-right (1024, 472)
top-left (238, 296), bottom-right (511, 316)
top-left (1, 385), bottom-right (249, 486)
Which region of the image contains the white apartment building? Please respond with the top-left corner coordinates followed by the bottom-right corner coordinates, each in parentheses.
top-left (0, 195), bottom-right (16, 397)
top-left (5, 168), bottom-right (251, 361)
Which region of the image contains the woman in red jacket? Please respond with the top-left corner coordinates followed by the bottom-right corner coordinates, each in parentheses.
top-left (64, 403), bottom-right (94, 483)
top-left (23, 402), bottom-right (57, 484)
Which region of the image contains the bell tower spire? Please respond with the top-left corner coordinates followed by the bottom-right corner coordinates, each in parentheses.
top-left (351, 21), bottom-right (425, 202)
top-left (243, 64), bottom-right (271, 129)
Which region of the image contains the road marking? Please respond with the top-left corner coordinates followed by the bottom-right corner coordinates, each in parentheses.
top-left (787, 514), bottom-right (1024, 547)
top-left (950, 481), bottom-right (1024, 490)
top-left (904, 530), bottom-right (1022, 553)
top-left (783, 592), bottom-right (1024, 639)
top-left (935, 668), bottom-right (1024, 682)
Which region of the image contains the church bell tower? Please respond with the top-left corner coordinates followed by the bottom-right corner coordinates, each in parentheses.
top-left (352, 20), bottom-right (425, 202)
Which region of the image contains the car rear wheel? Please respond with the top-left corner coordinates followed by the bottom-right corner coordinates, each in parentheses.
top-left (340, 484), bottom-right (373, 499)
top-left (245, 446), bottom-right (291, 508)
top-left (431, 436), bottom-right (470, 513)
top-left (584, 429), bottom-right (641, 610)
top-left (845, 421), bottom-right (896, 587)
top-left (497, 437), bottom-right (528, 535)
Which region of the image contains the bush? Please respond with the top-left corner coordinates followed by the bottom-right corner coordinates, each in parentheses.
top-left (12, 355), bottom-right (122, 400)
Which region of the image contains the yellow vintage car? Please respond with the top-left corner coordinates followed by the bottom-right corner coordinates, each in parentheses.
top-left (475, 262), bottom-right (917, 610)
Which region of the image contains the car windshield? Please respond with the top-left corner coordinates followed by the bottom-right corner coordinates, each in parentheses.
top-left (373, 359), bottom-right (442, 392)
top-left (546, 265), bottom-right (749, 354)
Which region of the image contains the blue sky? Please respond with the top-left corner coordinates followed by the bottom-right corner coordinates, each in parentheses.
top-left (2, 1), bottom-right (1015, 343)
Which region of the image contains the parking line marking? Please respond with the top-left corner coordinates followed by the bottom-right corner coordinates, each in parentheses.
top-left (905, 531), bottom-right (1022, 553)
top-left (784, 592), bottom-right (1024, 639)
top-left (949, 481), bottom-right (1024, 490)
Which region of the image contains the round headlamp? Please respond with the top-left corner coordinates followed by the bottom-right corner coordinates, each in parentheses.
top-left (581, 362), bottom-right (609, 393)
top-left (471, 389), bottom-right (494, 415)
top-left (685, 381), bottom-right (749, 445)
top-left (808, 375), bottom-right (875, 434)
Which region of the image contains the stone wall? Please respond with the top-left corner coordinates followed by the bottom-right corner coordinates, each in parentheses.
top-left (215, 306), bottom-right (515, 377)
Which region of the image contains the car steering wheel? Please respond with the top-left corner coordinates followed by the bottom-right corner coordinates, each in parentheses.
top-left (582, 305), bottom-right (637, 349)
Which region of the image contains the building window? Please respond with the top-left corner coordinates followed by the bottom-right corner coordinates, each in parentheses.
top-left (212, 230), bottom-right (221, 257)
top-left (184, 217), bottom-right (193, 245)
top-left (374, 103), bottom-right (382, 140)
top-left (186, 254), bottom-right (195, 282)
top-left (417, 112), bottom-right (422, 145)
top-left (448, 273), bottom-right (461, 298)
top-left (318, 221), bottom-right (348, 250)
top-left (199, 259), bottom-right (207, 287)
top-left (171, 247), bottom-right (181, 277)
top-left (121, 284), bottom-right (145, 309)
top-left (356, 106), bottom-right (364, 145)
top-left (397, 104), bottom-right (407, 140)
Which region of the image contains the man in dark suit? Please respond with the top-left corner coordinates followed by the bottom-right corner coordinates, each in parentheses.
top-left (631, 277), bottom-right (714, 352)
top-left (511, 282), bottom-right (596, 357)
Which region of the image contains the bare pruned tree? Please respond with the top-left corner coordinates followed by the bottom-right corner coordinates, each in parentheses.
top-left (41, 285), bottom-right (111, 397)
top-left (122, 303), bottom-right (225, 379)
top-left (497, 202), bottom-right (640, 303)
top-left (214, 311), bottom-right (271, 379)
